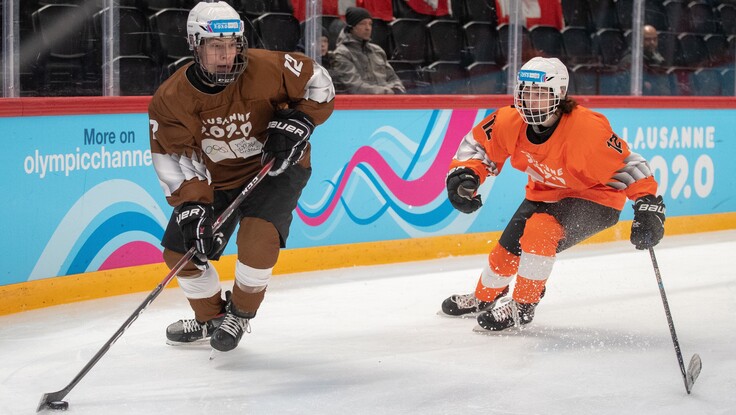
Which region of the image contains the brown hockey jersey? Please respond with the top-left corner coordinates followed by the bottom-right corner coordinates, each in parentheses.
top-left (148, 48), bottom-right (335, 207)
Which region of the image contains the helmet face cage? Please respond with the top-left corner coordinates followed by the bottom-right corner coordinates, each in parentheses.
top-left (187, 2), bottom-right (247, 86)
top-left (513, 58), bottom-right (569, 125)
top-left (514, 82), bottom-right (560, 125)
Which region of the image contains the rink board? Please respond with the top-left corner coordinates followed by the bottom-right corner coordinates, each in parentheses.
top-left (1, 96), bottom-right (735, 314)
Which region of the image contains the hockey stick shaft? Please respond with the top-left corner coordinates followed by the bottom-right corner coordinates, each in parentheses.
top-left (38, 160), bottom-right (275, 411)
top-left (648, 247), bottom-right (696, 394)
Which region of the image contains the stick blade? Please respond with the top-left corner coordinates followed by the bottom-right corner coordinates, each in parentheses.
top-left (686, 353), bottom-right (702, 393)
top-left (37, 391), bottom-right (65, 412)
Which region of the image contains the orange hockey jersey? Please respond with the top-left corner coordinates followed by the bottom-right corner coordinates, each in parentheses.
top-left (450, 105), bottom-right (658, 210)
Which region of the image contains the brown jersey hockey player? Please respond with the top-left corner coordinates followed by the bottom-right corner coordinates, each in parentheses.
top-left (440, 57), bottom-right (665, 332)
top-left (148, 1), bottom-right (335, 352)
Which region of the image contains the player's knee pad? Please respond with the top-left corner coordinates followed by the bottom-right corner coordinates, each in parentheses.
top-left (519, 213), bottom-right (564, 257)
top-left (176, 265), bottom-right (221, 299)
top-left (236, 217), bottom-right (281, 269)
top-left (235, 260), bottom-right (272, 289)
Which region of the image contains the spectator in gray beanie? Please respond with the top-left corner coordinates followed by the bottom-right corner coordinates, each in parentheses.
top-left (332, 7), bottom-right (406, 94)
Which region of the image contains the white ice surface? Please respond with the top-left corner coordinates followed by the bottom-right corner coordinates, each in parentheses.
top-left (1, 231), bottom-right (735, 415)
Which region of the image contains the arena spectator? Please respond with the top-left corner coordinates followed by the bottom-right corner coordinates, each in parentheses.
top-left (332, 7), bottom-right (406, 94)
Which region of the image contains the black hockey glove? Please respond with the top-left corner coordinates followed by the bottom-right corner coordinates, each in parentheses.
top-left (262, 109), bottom-right (314, 176)
top-left (175, 203), bottom-right (225, 267)
top-left (630, 195), bottom-right (666, 250)
top-left (446, 167), bottom-right (483, 214)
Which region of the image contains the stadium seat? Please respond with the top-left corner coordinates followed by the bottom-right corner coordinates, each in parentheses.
top-left (426, 19), bottom-right (463, 62)
top-left (466, 62), bottom-right (506, 94)
top-left (561, 0), bottom-right (593, 30)
top-left (643, 68), bottom-right (674, 95)
top-left (423, 61), bottom-right (469, 94)
top-left (689, 1), bottom-right (719, 34)
top-left (117, 55), bottom-right (160, 95)
top-left (391, 0), bottom-right (432, 21)
top-left (657, 31), bottom-right (682, 67)
top-left (663, 0), bottom-right (691, 33)
top-left (717, 4), bottom-right (736, 35)
top-left (269, 0), bottom-right (294, 14)
top-left (598, 68), bottom-right (630, 95)
top-left (149, 8), bottom-right (190, 63)
top-left (253, 13), bottom-right (300, 51)
top-left (562, 26), bottom-right (599, 66)
top-left (371, 18), bottom-right (391, 56)
top-left (93, 6), bottom-right (153, 58)
top-left (616, 0), bottom-right (669, 31)
top-left (678, 33), bottom-right (709, 68)
top-left (529, 25), bottom-right (564, 60)
top-left (721, 67), bottom-right (734, 95)
top-left (569, 64), bottom-right (599, 95)
top-left (463, 21), bottom-right (501, 64)
top-left (327, 18), bottom-right (346, 50)
top-left (31, 4), bottom-right (96, 95)
top-left (691, 67), bottom-right (723, 95)
top-left (389, 60), bottom-right (429, 94)
top-left (594, 28), bottom-right (627, 67)
top-left (704, 34), bottom-right (732, 68)
top-left (165, 56), bottom-right (193, 78)
top-left (146, 0), bottom-right (181, 12)
top-left (389, 18), bottom-right (426, 63)
top-left (497, 24), bottom-right (533, 64)
top-left (451, 0), bottom-right (496, 25)
top-left (588, 0), bottom-right (619, 30)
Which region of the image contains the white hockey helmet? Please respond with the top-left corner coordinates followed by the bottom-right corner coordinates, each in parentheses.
top-left (513, 57), bottom-right (569, 125)
top-left (186, 1), bottom-right (247, 85)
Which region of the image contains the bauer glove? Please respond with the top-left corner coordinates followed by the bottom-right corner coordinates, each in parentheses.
top-left (447, 167), bottom-right (483, 214)
top-left (630, 195), bottom-right (666, 250)
top-left (175, 203), bottom-right (225, 267)
top-left (262, 109), bottom-right (314, 176)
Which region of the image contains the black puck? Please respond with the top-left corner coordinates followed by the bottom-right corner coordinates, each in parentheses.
top-left (48, 401), bottom-right (69, 411)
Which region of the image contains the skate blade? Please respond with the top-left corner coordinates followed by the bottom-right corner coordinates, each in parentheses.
top-left (209, 348), bottom-right (220, 361)
top-left (165, 337), bottom-right (211, 346)
top-left (472, 324), bottom-right (522, 335)
top-left (436, 310), bottom-right (481, 319)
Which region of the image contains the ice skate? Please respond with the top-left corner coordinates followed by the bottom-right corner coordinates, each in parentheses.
top-left (439, 286), bottom-right (509, 317)
top-left (210, 301), bottom-right (254, 352)
top-left (166, 314), bottom-right (225, 345)
top-left (473, 297), bottom-right (538, 332)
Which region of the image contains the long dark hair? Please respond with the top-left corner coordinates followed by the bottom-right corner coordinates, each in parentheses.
top-left (558, 96), bottom-right (578, 114)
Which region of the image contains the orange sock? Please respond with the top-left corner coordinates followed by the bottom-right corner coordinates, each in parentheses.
top-left (513, 213), bottom-right (564, 304)
top-left (475, 244), bottom-right (519, 302)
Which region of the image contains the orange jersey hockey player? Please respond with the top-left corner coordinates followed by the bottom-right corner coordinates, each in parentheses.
top-left (440, 57), bottom-right (665, 332)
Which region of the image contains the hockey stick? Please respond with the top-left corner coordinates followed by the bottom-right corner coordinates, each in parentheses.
top-left (37, 159), bottom-right (275, 412)
top-left (648, 247), bottom-right (702, 394)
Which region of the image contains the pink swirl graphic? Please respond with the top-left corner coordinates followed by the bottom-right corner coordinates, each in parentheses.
top-left (298, 109), bottom-right (478, 226)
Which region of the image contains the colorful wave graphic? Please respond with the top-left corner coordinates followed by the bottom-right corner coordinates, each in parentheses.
top-left (296, 109), bottom-right (490, 238)
top-left (29, 180), bottom-right (169, 281)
